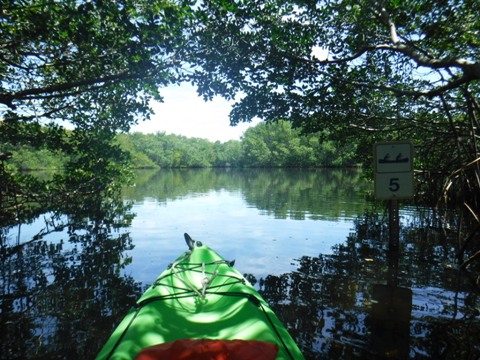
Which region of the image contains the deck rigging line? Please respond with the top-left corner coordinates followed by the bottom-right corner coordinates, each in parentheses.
top-left (105, 259), bottom-right (295, 360)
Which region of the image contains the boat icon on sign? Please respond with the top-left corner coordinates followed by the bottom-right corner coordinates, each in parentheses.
top-left (379, 153), bottom-right (409, 164)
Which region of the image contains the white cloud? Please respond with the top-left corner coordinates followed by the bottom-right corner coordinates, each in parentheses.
top-left (131, 83), bottom-right (260, 142)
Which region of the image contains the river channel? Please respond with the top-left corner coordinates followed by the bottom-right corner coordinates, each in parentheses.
top-left (1, 168), bottom-right (479, 359)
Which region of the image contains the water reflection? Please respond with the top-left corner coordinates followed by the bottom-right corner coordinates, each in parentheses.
top-left (1, 169), bottom-right (479, 359)
top-left (125, 168), bottom-right (371, 221)
top-left (123, 169), bottom-right (371, 283)
top-left (0, 195), bottom-right (142, 359)
top-left (257, 211), bottom-right (480, 359)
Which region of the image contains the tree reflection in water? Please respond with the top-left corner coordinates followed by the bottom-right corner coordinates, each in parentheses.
top-left (0, 194), bottom-right (142, 359)
top-left (256, 211), bottom-right (480, 359)
top-left (1, 193), bottom-right (479, 359)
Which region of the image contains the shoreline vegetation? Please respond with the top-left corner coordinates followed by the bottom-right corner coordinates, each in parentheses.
top-left (1, 0), bottom-right (478, 279)
top-left (2, 121), bottom-right (360, 171)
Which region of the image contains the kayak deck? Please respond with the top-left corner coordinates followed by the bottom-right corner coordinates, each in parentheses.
top-left (96, 235), bottom-right (304, 360)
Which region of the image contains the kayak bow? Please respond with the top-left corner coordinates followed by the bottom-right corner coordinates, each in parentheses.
top-left (96, 234), bottom-right (304, 360)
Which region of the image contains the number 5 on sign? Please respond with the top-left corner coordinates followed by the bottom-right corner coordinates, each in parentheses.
top-left (375, 173), bottom-right (413, 199)
top-left (374, 142), bottom-right (414, 200)
top-left (389, 178), bottom-right (400, 192)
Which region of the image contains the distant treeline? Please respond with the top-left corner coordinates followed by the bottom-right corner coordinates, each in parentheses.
top-left (3, 121), bottom-right (359, 170)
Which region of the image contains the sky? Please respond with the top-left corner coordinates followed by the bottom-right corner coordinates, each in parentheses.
top-left (130, 83), bottom-right (261, 142)
top-left (130, 47), bottom-right (329, 142)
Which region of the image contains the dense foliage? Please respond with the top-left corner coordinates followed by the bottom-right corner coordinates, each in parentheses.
top-left (184, 0), bottom-right (480, 267)
top-left (0, 0), bottom-right (190, 225)
top-left (187, 0), bottom-right (479, 199)
top-left (240, 121), bottom-right (356, 167)
top-left (121, 122), bottom-right (358, 168)
top-left (1, 1), bottom-right (479, 266)
top-left (1, 0), bottom-right (186, 123)
top-left (120, 121), bottom-right (358, 168)
top-left (4, 121), bottom-right (358, 170)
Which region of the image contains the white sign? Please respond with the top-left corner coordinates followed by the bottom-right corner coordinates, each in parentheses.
top-left (374, 142), bottom-right (414, 199)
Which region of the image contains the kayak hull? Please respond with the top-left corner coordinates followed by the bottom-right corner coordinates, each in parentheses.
top-left (96, 239), bottom-right (304, 360)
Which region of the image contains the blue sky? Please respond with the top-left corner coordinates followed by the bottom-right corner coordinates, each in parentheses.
top-left (130, 83), bottom-right (260, 142)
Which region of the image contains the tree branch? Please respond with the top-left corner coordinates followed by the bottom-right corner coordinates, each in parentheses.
top-left (279, 42), bottom-right (479, 98)
top-left (376, 42), bottom-right (480, 73)
top-left (0, 69), bottom-right (146, 109)
top-left (377, 5), bottom-right (399, 44)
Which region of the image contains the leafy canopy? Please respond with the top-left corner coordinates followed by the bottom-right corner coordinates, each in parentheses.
top-left (1, 0), bottom-right (190, 129)
top-left (0, 0), bottom-right (192, 225)
top-left (187, 0), bottom-right (479, 126)
top-left (186, 0), bottom-right (480, 210)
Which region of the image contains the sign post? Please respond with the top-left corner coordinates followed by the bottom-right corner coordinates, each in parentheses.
top-left (374, 142), bottom-right (414, 249)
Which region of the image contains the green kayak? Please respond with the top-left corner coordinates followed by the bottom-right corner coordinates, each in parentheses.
top-left (96, 234), bottom-right (304, 360)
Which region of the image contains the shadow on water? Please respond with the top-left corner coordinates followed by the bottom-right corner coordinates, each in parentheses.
top-left (0, 194), bottom-right (143, 359)
top-left (255, 211), bottom-right (480, 359)
top-left (1, 169), bottom-right (479, 359)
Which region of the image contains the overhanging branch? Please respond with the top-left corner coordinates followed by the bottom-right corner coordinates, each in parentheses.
top-left (0, 69), bottom-right (146, 109)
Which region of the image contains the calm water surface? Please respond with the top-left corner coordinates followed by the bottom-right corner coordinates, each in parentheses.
top-left (124, 168), bottom-right (369, 282)
top-left (1, 168), bottom-right (479, 359)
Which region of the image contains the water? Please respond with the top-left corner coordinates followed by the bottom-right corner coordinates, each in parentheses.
top-left (1, 168), bottom-right (479, 359)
